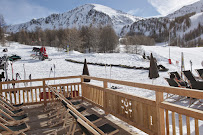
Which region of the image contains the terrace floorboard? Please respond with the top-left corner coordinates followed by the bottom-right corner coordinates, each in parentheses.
top-left (22, 100), bottom-right (138, 135)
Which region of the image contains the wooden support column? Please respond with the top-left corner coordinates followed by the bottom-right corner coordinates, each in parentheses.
top-left (81, 76), bottom-right (84, 100)
top-left (156, 91), bottom-right (165, 135)
top-left (103, 81), bottom-right (108, 114)
top-left (43, 80), bottom-right (47, 106)
top-left (0, 82), bottom-right (2, 95)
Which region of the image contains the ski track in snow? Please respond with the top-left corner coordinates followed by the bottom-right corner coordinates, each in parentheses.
top-left (0, 42), bottom-right (202, 134)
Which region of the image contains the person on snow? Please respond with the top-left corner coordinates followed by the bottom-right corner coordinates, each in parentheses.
top-left (39, 46), bottom-right (48, 60)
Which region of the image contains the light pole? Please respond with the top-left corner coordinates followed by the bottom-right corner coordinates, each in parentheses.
top-left (168, 27), bottom-right (175, 64)
top-left (169, 30), bottom-right (170, 60)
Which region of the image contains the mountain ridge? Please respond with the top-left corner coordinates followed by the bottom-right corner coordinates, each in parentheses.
top-left (6, 4), bottom-right (141, 34)
top-left (167, 0), bottom-right (203, 19)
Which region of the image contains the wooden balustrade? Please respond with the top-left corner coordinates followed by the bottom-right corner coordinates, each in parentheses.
top-left (81, 75), bottom-right (203, 135)
top-left (0, 76), bottom-right (81, 105)
top-left (0, 75), bottom-right (202, 135)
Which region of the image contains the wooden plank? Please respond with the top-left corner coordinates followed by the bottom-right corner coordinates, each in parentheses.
top-left (91, 87), bottom-right (93, 102)
top-left (71, 85), bottom-right (73, 98)
top-left (9, 91), bottom-right (12, 104)
top-left (143, 104), bottom-right (149, 129)
top-left (43, 80), bottom-right (47, 106)
top-left (66, 86), bottom-right (69, 97)
top-left (49, 82), bottom-right (80, 87)
top-left (138, 102), bottom-right (144, 126)
top-left (60, 86), bottom-right (62, 94)
top-left (179, 114), bottom-right (183, 135)
top-left (48, 88), bottom-right (51, 101)
top-left (90, 87), bottom-right (93, 102)
top-left (151, 106), bottom-right (158, 133)
top-left (14, 90), bottom-right (17, 104)
top-left (195, 119), bottom-right (199, 135)
top-left (165, 110), bottom-right (169, 135)
top-left (5, 91), bottom-right (8, 101)
top-left (19, 90), bottom-right (21, 104)
top-left (186, 116), bottom-right (190, 135)
top-left (23, 90), bottom-right (25, 103)
top-left (31, 89), bottom-right (34, 103)
top-left (99, 90), bottom-right (102, 105)
top-left (27, 89), bottom-right (29, 103)
top-left (96, 89), bottom-right (99, 104)
top-left (101, 90), bottom-right (103, 106)
top-left (94, 88), bottom-right (97, 103)
top-left (148, 105), bottom-right (152, 130)
top-left (35, 89), bottom-right (38, 102)
top-left (77, 84), bottom-right (80, 97)
top-left (160, 102), bottom-right (203, 120)
top-left (83, 83), bottom-right (156, 107)
top-left (94, 88), bottom-right (96, 103)
top-left (74, 85), bottom-right (76, 97)
top-left (0, 83), bottom-right (2, 94)
top-left (172, 112), bottom-right (176, 135)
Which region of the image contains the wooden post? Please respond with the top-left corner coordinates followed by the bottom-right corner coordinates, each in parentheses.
top-left (81, 76), bottom-right (84, 100)
top-left (156, 91), bottom-right (165, 135)
top-left (0, 82), bottom-right (2, 95)
top-left (103, 81), bottom-right (108, 113)
top-left (43, 80), bottom-right (47, 106)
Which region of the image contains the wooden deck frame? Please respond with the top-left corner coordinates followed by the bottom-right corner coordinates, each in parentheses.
top-left (0, 75), bottom-right (202, 135)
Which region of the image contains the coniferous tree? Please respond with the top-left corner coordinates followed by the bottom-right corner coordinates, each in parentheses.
top-left (0, 14), bottom-right (6, 46)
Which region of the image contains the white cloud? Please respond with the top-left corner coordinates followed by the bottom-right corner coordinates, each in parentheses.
top-left (0, 0), bottom-right (55, 25)
top-left (148, 0), bottom-right (200, 16)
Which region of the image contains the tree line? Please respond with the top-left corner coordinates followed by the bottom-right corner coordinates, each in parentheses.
top-left (7, 25), bottom-right (119, 53)
top-left (0, 14), bottom-right (6, 45)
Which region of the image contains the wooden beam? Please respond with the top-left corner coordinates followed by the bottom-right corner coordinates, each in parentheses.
top-left (0, 75), bottom-right (81, 84)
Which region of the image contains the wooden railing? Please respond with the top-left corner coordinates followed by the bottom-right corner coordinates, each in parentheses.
top-left (0, 76), bottom-right (81, 105)
top-left (81, 75), bottom-right (203, 135)
top-left (0, 75), bottom-right (202, 135)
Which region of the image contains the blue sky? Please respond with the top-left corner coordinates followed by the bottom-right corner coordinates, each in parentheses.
top-left (0, 0), bottom-right (200, 25)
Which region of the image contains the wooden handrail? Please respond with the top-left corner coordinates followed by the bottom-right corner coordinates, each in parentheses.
top-left (81, 75), bottom-right (203, 99)
top-left (160, 101), bottom-right (203, 120)
top-left (0, 75), bottom-right (81, 84)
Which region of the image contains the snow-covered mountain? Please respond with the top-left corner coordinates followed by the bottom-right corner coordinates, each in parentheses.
top-left (121, 1), bottom-right (203, 44)
top-left (167, 0), bottom-right (203, 19)
top-left (6, 4), bottom-right (141, 34)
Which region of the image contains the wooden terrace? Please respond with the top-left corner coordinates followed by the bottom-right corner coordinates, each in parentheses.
top-left (0, 75), bottom-right (202, 135)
